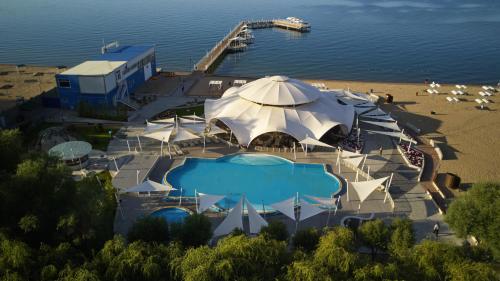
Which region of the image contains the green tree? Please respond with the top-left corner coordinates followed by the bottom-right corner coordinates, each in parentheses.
top-left (177, 235), bottom-right (287, 281)
top-left (0, 236), bottom-right (32, 279)
top-left (259, 220), bottom-right (289, 242)
top-left (445, 182), bottom-right (500, 261)
top-left (172, 214), bottom-right (212, 248)
top-left (0, 129), bottom-right (23, 173)
top-left (358, 219), bottom-right (389, 261)
top-left (93, 236), bottom-right (181, 281)
top-left (388, 218), bottom-right (414, 260)
top-left (353, 262), bottom-right (401, 281)
top-left (127, 216), bottom-right (169, 244)
top-left (412, 240), bottom-right (461, 281)
top-left (292, 228), bottom-right (320, 252)
top-left (446, 261), bottom-right (498, 281)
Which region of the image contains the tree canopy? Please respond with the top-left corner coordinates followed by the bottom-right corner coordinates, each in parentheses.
top-left (445, 182), bottom-right (500, 261)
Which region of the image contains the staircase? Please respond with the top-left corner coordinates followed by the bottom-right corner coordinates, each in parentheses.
top-left (115, 82), bottom-right (139, 110)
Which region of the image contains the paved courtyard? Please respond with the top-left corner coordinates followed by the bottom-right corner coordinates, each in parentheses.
top-left (109, 123), bottom-right (460, 244)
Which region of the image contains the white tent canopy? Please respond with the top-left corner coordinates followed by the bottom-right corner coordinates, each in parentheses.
top-left (170, 127), bottom-right (201, 143)
top-left (270, 197), bottom-right (296, 221)
top-left (121, 180), bottom-right (176, 193)
top-left (145, 121), bottom-right (171, 133)
top-left (143, 128), bottom-right (174, 142)
top-left (298, 200), bottom-right (324, 221)
top-left (342, 150), bottom-right (363, 158)
top-left (197, 193), bottom-right (225, 214)
top-left (246, 199), bottom-right (268, 233)
top-left (361, 120), bottom-right (401, 131)
top-left (213, 196), bottom-right (244, 237)
top-left (299, 136), bottom-right (334, 148)
top-left (182, 114), bottom-right (205, 121)
top-left (238, 76), bottom-right (321, 106)
top-left (305, 195), bottom-right (336, 207)
top-left (354, 106), bottom-right (374, 115)
top-left (350, 176), bottom-right (389, 203)
top-left (181, 122), bottom-right (207, 135)
top-left (179, 117), bottom-right (205, 124)
top-left (343, 155), bottom-right (365, 168)
top-left (205, 75), bottom-right (355, 146)
top-left (153, 117), bottom-right (175, 124)
top-left (365, 130), bottom-right (416, 144)
top-left (206, 125), bottom-right (227, 135)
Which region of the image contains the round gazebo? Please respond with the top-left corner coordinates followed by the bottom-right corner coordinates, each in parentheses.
top-left (48, 141), bottom-right (92, 168)
top-left (204, 75), bottom-right (355, 147)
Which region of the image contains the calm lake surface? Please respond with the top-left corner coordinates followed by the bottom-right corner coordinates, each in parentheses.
top-left (1, 0), bottom-right (499, 83)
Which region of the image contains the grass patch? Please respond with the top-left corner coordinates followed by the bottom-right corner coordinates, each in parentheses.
top-left (67, 124), bottom-right (119, 151)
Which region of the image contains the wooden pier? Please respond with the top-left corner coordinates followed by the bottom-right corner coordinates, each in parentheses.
top-left (194, 19), bottom-right (311, 72)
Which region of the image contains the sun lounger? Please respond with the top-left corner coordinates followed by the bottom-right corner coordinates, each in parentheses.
top-left (479, 92), bottom-right (487, 97)
top-left (452, 97), bottom-right (460, 103)
top-left (446, 97), bottom-right (454, 102)
top-left (484, 91), bottom-right (493, 96)
top-left (433, 89), bottom-right (439, 94)
top-left (475, 99), bottom-right (483, 104)
top-left (481, 99), bottom-right (490, 104)
top-left (451, 90), bottom-right (458, 95)
top-left (457, 90), bottom-right (464, 95)
top-left (426, 89), bottom-right (433, 94)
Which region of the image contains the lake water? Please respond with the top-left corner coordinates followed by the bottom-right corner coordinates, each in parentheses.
top-left (1, 0), bottom-right (499, 83)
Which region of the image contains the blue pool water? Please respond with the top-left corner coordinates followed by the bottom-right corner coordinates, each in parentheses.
top-left (165, 154), bottom-right (340, 209)
top-left (150, 207), bottom-right (190, 224)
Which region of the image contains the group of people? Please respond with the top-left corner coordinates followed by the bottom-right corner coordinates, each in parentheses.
top-left (399, 142), bottom-right (424, 168)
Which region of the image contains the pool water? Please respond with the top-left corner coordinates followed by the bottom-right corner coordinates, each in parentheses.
top-left (166, 154), bottom-right (340, 210)
top-left (150, 207), bottom-right (190, 224)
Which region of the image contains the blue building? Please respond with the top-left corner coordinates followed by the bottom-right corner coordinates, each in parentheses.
top-left (55, 45), bottom-right (157, 109)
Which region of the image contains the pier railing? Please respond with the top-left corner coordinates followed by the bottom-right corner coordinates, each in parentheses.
top-left (193, 19), bottom-right (310, 72)
top-left (194, 21), bottom-right (246, 71)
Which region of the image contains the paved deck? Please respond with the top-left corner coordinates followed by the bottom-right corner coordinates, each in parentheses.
top-left (110, 126), bottom-right (460, 244)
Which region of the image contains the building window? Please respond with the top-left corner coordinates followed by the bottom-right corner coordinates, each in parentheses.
top-left (58, 79), bottom-right (71, 88)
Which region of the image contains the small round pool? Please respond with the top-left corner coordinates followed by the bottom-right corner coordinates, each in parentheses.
top-left (150, 207), bottom-right (191, 224)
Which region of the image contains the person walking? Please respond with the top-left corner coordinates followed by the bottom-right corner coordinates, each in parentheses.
top-left (379, 146), bottom-right (383, 156)
top-left (433, 222), bottom-right (440, 239)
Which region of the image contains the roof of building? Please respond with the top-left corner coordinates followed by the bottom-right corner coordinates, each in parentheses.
top-left (204, 76), bottom-right (355, 146)
top-left (60, 60), bottom-right (126, 76)
top-left (98, 45), bottom-right (154, 62)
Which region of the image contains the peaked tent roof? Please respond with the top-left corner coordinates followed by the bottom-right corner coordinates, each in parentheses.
top-left (299, 200), bottom-right (324, 221)
top-left (182, 114), bottom-right (205, 121)
top-left (299, 136), bottom-right (334, 148)
top-left (342, 155), bottom-right (365, 168)
top-left (365, 130), bottom-right (416, 144)
top-left (350, 176), bottom-right (390, 203)
top-left (153, 117), bottom-right (175, 124)
top-left (120, 180), bottom-right (176, 193)
top-left (143, 129), bottom-right (174, 142)
top-left (270, 197), bottom-right (296, 221)
top-left (170, 127), bottom-right (201, 142)
top-left (181, 122), bottom-right (207, 135)
top-left (361, 120), bottom-right (401, 131)
top-left (354, 106), bottom-right (374, 115)
top-left (246, 199), bottom-right (268, 233)
top-left (197, 193), bottom-right (225, 214)
top-left (237, 75), bottom-right (321, 106)
top-left (145, 121), bottom-right (172, 133)
top-left (179, 117), bottom-right (205, 124)
top-left (213, 196), bottom-right (244, 237)
top-left (305, 195), bottom-right (337, 206)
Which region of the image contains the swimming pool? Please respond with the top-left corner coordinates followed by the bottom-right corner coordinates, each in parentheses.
top-left (150, 207), bottom-right (191, 224)
top-left (165, 154), bottom-right (341, 210)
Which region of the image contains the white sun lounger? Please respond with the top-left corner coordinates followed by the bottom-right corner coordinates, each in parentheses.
top-left (452, 97), bottom-right (460, 103)
top-left (457, 90), bottom-right (464, 95)
top-left (426, 89), bottom-right (433, 94)
top-left (479, 92), bottom-right (488, 97)
top-left (451, 90), bottom-right (458, 95)
top-left (433, 89), bottom-right (439, 94)
top-left (446, 97), bottom-right (454, 102)
top-left (475, 99), bottom-right (483, 104)
top-left (481, 99), bottom-right (490, 104)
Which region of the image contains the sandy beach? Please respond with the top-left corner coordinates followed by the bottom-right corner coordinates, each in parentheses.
top-left (306, 79), bottom-right (500, 185)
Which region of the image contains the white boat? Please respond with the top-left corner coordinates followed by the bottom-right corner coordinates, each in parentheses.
top-left (227, 37), bottom-right (247, 53)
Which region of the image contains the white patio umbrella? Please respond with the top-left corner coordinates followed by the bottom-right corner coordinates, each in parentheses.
top-left (142, 128), bottom-right (174, 156)
top-left (120, 179), bottom-right (176, 193)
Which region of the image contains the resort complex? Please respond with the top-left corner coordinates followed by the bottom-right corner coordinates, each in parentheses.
top-left (1, 11), bottom-right (500, 281)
